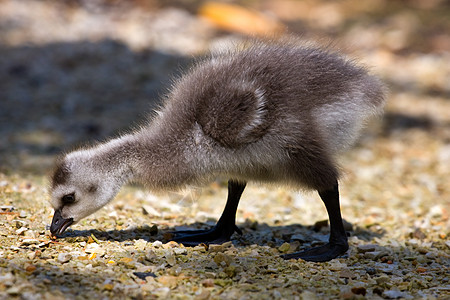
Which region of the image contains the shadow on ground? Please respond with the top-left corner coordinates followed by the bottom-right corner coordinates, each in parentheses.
top-left (55, 220), bottom-right (386, 249)
top-left (0, 39), bottom-right (191, 174)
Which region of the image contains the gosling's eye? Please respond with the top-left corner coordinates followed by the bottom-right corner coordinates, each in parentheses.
top-left (62, 193), bottom-right (76, 205)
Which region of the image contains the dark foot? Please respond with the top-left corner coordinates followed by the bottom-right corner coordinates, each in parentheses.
top-left (172, 225), bottom-right (242, 246)
top-left (281, 242), bottom-right (349, 262)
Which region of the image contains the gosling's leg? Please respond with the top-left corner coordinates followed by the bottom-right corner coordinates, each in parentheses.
top-left (173, 180), bottom-right (246, 245)
top-left (282, 181), bottom-right (349, 262)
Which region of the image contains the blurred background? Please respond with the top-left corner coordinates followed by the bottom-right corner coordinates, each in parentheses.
top-left (0, 0), bottom-right (449, 176)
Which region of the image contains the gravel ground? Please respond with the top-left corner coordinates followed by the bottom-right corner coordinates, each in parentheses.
top-left (0, 0), bottom-right (449, 299)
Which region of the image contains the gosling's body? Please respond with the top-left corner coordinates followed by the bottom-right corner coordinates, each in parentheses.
top-left (50, 40), bottom-right (385, 262)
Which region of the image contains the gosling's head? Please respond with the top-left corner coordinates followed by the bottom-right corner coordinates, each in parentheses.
top-left (49, 151), bottom-right (121, 236)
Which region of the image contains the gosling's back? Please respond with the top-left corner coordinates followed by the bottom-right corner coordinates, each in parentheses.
top-left (140, 41), bottom-right (386, 190)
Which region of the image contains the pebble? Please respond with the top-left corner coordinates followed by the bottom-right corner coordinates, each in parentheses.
top-left (152, 241), bottom-right (163, 248)
top-left (85, 243), bottom-right (105, 256)
top-left (0, 273), bottom-right (15, 286)
top-left (357, 244), bottom-right (377, 253)
top-left (214, 253), bottom-right (233, 267)
top-left (157, 275), bottom-right (179, 288)
top-left (382, 290), bottom-right (410, 299)
top-left (57, 253), bottom-right (72, 263)
top-left (0, 206), bottom-right (14, 212)
top-left (377, 264), bottom-right (396, 274)
top-left (20, 239), bottom-right (40, 246)
top-left (364, 251), bottom-right (382, 260)
top-left (339, 269), bottom-right (357, 279)
top-left (300, 290), bottom-right (319, 300)
top-left (278, 242), bottom-right (291, 253)
top-left (142, 205), bottom-right (161, 217)
top-left (375, 274), bottom-right (390, 285)
top-left (173, 248), bottom-right (187, 255)
top-left (365, 267), bottom-right (377, 275)
top-left (24, 230), bottom-right (37, 238)
top-left (202, 278), bottom-right (214, 287)
top-left (164, 250), bottom-right (176, 266)
top-left (290, 234), bottom-right (306, 241)
top-left (15, 227), bottom-right (28, 235)
top-left (351, 286), bottom-right (367, 296)
top-left (6, 286), bottom-right (21, 296)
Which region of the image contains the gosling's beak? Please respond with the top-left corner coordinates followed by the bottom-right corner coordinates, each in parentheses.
top-left (50, 209), bottom-right (74, 236)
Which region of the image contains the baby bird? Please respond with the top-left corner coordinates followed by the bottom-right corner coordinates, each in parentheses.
top-left (49, 40), bottom-right (385, 262)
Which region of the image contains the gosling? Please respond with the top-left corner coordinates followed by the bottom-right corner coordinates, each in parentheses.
top-left (49, 40), bottom-right (385, 262)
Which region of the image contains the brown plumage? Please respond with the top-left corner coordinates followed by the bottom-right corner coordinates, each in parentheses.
top-left (49, 39), bottom-right (386, 262)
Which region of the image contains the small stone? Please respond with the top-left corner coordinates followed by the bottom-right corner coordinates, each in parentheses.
top-left (382, 290), bottom-right (408, 299)
top-left (416, 267), bottom-right (427, 273)
top-left (173, 248), bottom-right (187, 255)
top-left (202, 278), bottom-right (214, 287)
top-left (85, 243), bottom-right (105, 256)
top-left (134, 239), bottom-right (147, 251)
top-left (339, 288), bottom-right (354, 299)
top-left (152, 241), bottom-right (163, 248)
top-left (357, 244), bottom-right (377, 253)
top-left (149, 224), bottom-right (158, 235)
top-left (157, 275), bottom-right (178, 288)
top-left (57, 253), bottom-right (72, 263)
top-left (373, 286), bottom-right (384, 296)
top-left (328, 260), bottom-right (347, 271)
top-left (213, 253), bottom-right (233, 267)
top-left (364, 251), bottom-right (382, 260)
top-left (377, 264), bottom-right (396, 274)
top-left (375, 274), bottom-right (390, 284)
top-left (223, 265), bottom-right (237, 277)
top-left (15, 227), bottom-right (28, 235)
top-left (416, 255), bottom-right (428, 264)
top-left (417, 247), bottom-right (428, 254)
top-left (0, 273), bottom-right (15, 286)
top-left (20, 239), bottom-right (40, 246)
top-left (209, 244), bottom-right (225, 252)
top-left (365, 267), bottom-right (377, 275)
top-left (339, 269), bottom-right (356, 279)
top-left (6, 286), bottom-right (21, 296)
top-left (351, 286), bottom-right (367, 296)
top-left (19, 211), bottom-right (27, 218)
top-left (300, 290), bottom-right (318, 300)
top-left (164, 251), bottom-right (176, 266)
top-left (272, 290), bottom-right (282, 298)
top-left (15, 220), bottom-right (27, 229)
top-left (119, 257), bottom-right (133, 264)
top-left (413, 228), bottom-right (426, 240)
top-left (25, 264), bottom-right (37, 273)
top-left (278, 242), bottom-right (291, 253)
top-left (290, 234), bottom-right (306, 242)
top-left (24, 230), bottom-right (37, 238)
top-left (142, 205), bottom-right (161, 217)
top-left (0, 206), bottom-right (14, 212)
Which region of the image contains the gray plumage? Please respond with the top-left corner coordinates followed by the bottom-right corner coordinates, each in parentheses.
top-left (49, 40), bottom-right (385, 259)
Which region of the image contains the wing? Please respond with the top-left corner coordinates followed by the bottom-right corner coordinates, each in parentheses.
top-left (196, 84), bottom-right (271, 148)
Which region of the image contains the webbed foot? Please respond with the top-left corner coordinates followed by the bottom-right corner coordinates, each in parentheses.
top-left (172, 225), bottom-right (242, 246)
top-left (281, 242), bottom-right (349, 262)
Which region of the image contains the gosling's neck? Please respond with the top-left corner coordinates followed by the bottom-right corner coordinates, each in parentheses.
top-left (89, 128), bottom-right (195, 191)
